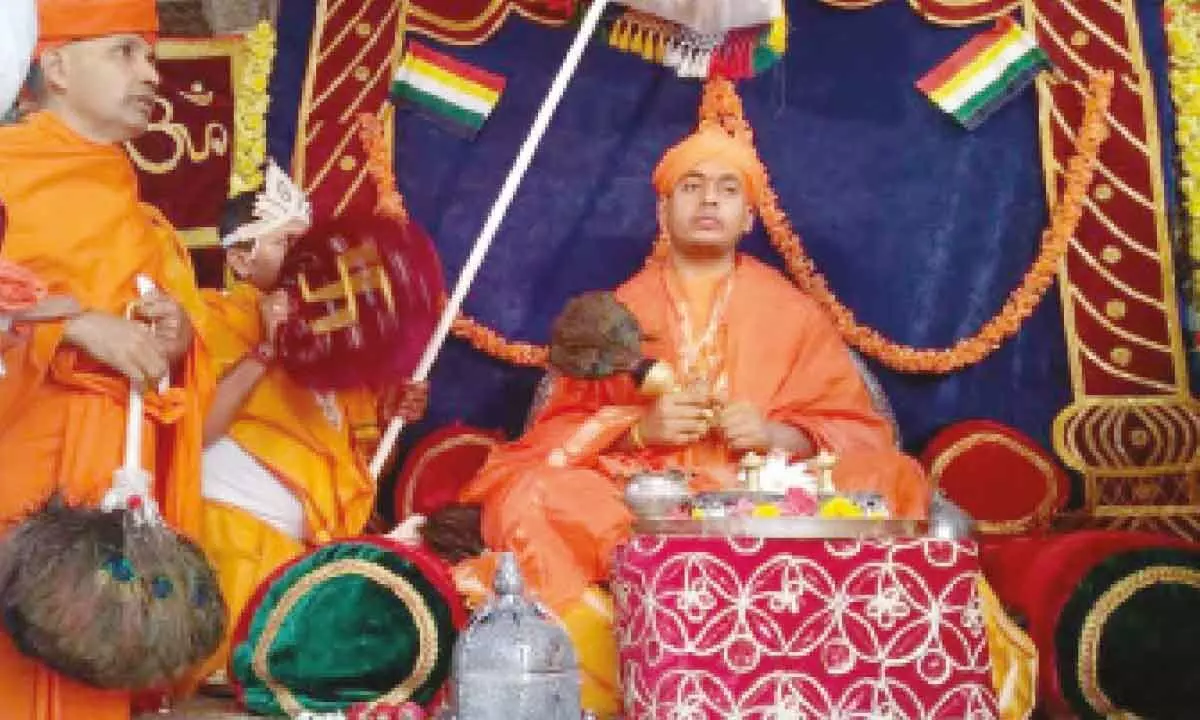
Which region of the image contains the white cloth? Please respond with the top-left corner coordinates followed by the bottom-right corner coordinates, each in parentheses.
top-left (621, 0), bottom-right (782, 34)
top-left (0, 0), bottom-right (37, 114)
top-left (202, 438), bottom-right (307, 541)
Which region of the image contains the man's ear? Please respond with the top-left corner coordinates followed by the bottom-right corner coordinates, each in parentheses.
top-left (37, 49), bottom-right (69, 94)
top-left (656, 196), bottom-right (669, 232)
top-left (743, 207), bottom-right (755, 235)
top-left (225, 246), bottom-right (253, 280)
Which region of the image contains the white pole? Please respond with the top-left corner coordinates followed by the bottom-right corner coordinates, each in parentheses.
top-left (370, 0), bottom-right (611, 480)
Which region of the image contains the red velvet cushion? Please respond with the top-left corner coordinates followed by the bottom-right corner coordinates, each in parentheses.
top-left (392, 424), bottom-right (503, 520)
top-left (1009, 530), bottom-right (1194, 716)
top-left (920, 419), bottom-right (1070, 534)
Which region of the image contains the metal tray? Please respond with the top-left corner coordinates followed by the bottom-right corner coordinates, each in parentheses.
top-left (633, 515), bottom-right (920, 539)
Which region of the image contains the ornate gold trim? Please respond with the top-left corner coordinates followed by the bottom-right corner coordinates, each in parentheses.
top-left (929, 431), bottom-right (1061, 533)
top-left (409, 1), bottom-right (571, 47)
top-left (252, 558), bottom-right (440, 715)
top-left (292, 0), bottom-right (330, 186)
top-left (906, 0), bottom-right (1020, 28)
top-left (401, 433), bottom-right (498, 518)
top-left (1052, 397), bottom-right (1200, 475)
top-left (1077, 566), bottom-right (1200, 716)
top-left (177, 227), bottom-right (220, 248)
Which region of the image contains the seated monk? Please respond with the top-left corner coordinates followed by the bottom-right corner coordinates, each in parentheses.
top-left (455, 123), bottom-right (930, 716)
top-left (195, 181), bottom-right (428, 690)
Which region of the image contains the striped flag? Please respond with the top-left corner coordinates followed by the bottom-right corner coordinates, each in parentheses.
top-left (917, 17), bottom-right (1051, 130)
top-left (391, 41), bottom-right (506, 137)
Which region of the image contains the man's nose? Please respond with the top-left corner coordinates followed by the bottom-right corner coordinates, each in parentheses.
top-left (700, 182), bottom-right (718, 204)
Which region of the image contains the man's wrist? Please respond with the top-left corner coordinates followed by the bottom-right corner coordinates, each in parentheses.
top-left (766, 421), bottom-right (815, 457)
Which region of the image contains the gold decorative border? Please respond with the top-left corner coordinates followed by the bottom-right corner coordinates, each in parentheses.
top-left (409, 0), bottom-right (571, 47)
top-left (292, 0), bottom-right (410, 219)
top-left (252, 558), bottom-right (439, 715)
top-left (400, 433), bottom-right (498, 518)
top-left (1077, 565), bottom-right (1200, 716)
top-left (906, 0), bottom-right (1020, 27)
top-left (177, 227), bottom-right (220, 248)
top-left (1051, 396), bottom-right (1200, 476)
top-left (291, 0), bottom-right (330, 187)
top-left (928, 431), bottom-right (1062, 533)
top-left (1033, 0), bottom-right (1191, 398)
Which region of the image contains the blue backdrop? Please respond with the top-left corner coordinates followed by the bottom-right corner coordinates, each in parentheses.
top-left (269, 0), bottom-right (1177, 508)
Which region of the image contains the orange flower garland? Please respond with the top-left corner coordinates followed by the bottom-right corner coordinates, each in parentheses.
top-left (358, 111), bottom-right (410, 223)
top-left (697, 73), bottom-right (1113, 373)
top-left (366, 69), bottom-right (1111, 375)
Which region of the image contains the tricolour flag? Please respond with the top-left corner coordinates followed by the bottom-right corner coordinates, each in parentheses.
top-left (917, 17), bottom-right (1051, 130)
top-left (391, 41), bottom-right (506, 137)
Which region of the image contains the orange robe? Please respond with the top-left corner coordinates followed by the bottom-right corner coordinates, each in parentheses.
top-left (0, 111), bottom-right (214, 720)
top-left (196, 283), bottom-right (378, 680)
top-left (460, 256), bottom-right (929, 610)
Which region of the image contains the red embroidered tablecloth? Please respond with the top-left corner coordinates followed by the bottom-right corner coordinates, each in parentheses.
top-left (611, 536), bottom-right (999, 719)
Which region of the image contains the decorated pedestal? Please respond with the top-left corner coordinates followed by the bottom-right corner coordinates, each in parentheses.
top-left (611, 534), bottom-right (999, 719)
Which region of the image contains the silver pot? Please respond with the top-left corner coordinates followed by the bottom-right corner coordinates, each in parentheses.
top-left (927, 491), bottom-right (976, 540)
top-left (624, 470), bottom-right (690, 518)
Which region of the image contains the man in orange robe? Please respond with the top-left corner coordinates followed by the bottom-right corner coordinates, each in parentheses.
top-left (0, 2), bottom-right (214, 718)
top-left (457, 125), bottom-right (930, 715)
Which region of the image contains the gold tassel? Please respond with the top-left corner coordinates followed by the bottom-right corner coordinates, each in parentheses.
top-left (642, 29), bottom-right (659, 62)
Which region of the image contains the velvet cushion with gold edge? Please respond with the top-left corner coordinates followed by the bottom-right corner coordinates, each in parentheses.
top-left (229, 537), bottom-right (468, 716)
top-left (1011, 531), bottom-right (1196, 719)
top-left (1054, 547), bottom-right (1200, 720)
top-left (919, 419), bottom-right (1069, 534)
top-left (392, 424), bottom-right (503, 521)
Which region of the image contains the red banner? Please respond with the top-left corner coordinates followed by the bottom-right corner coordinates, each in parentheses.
top-left (125, 38), bottom-right (243, 287)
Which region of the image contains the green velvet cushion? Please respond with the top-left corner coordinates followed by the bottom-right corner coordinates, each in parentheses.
top-left (231, 539), bottom-right (462, 716)
top-left (1055, 547), bottom-right (1200, 720)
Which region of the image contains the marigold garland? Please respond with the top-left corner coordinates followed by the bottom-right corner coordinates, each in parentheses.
top-left (693, 73), bottom-right (1113, 373)
top-left (373, 72), bottom-right (1110, 375)
top-left (1165, 0), bottom-right (1200, 353)
top-left (358, 109), bottom-right (409, 223)
top-left (230, 21), bottom-right (277, 197)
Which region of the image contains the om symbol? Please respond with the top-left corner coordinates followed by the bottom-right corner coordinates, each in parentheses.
top-left (125, 92), bottom-right (230, 175)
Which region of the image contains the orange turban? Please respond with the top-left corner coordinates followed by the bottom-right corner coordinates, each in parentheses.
top-left (37, 0), bottom-right (158, 53)
top-left (652, 126), bottom-right (767, 206)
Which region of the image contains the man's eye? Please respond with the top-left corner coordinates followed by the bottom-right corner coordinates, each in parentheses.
top-left (682, 182), bottom-right (700, 192)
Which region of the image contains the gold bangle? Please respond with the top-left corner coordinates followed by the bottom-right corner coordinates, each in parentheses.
top-left (629, 422), bottom-right (646, 450)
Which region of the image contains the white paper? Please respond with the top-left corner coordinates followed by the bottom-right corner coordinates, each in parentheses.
top-left (621, 0), bottom-right (781, 34)
top-left (0, 1), bottom-right (37, 115)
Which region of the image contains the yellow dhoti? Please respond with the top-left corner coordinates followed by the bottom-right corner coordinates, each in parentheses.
top-left (193, 502), bottom-right (306, 683)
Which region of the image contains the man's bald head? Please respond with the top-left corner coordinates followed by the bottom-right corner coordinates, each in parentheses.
top-left (38, 34), bottom-right (159, 144)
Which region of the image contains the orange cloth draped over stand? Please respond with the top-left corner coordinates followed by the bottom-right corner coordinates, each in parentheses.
top-left (0, 111), bottom-right (214, 720)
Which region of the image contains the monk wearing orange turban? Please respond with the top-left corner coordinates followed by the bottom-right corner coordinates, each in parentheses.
top-left (0, 2), bottom-right (213, 719)
top-left (455, 124), bottom-right (930, 715)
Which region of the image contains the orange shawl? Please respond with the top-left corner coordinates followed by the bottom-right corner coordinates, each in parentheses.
top-left (0, 111), bottom-right (213, 538)
top-left (202, 284), bottom-right (377, 540)
top-left (463, 255), bottom-right (896, 501)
